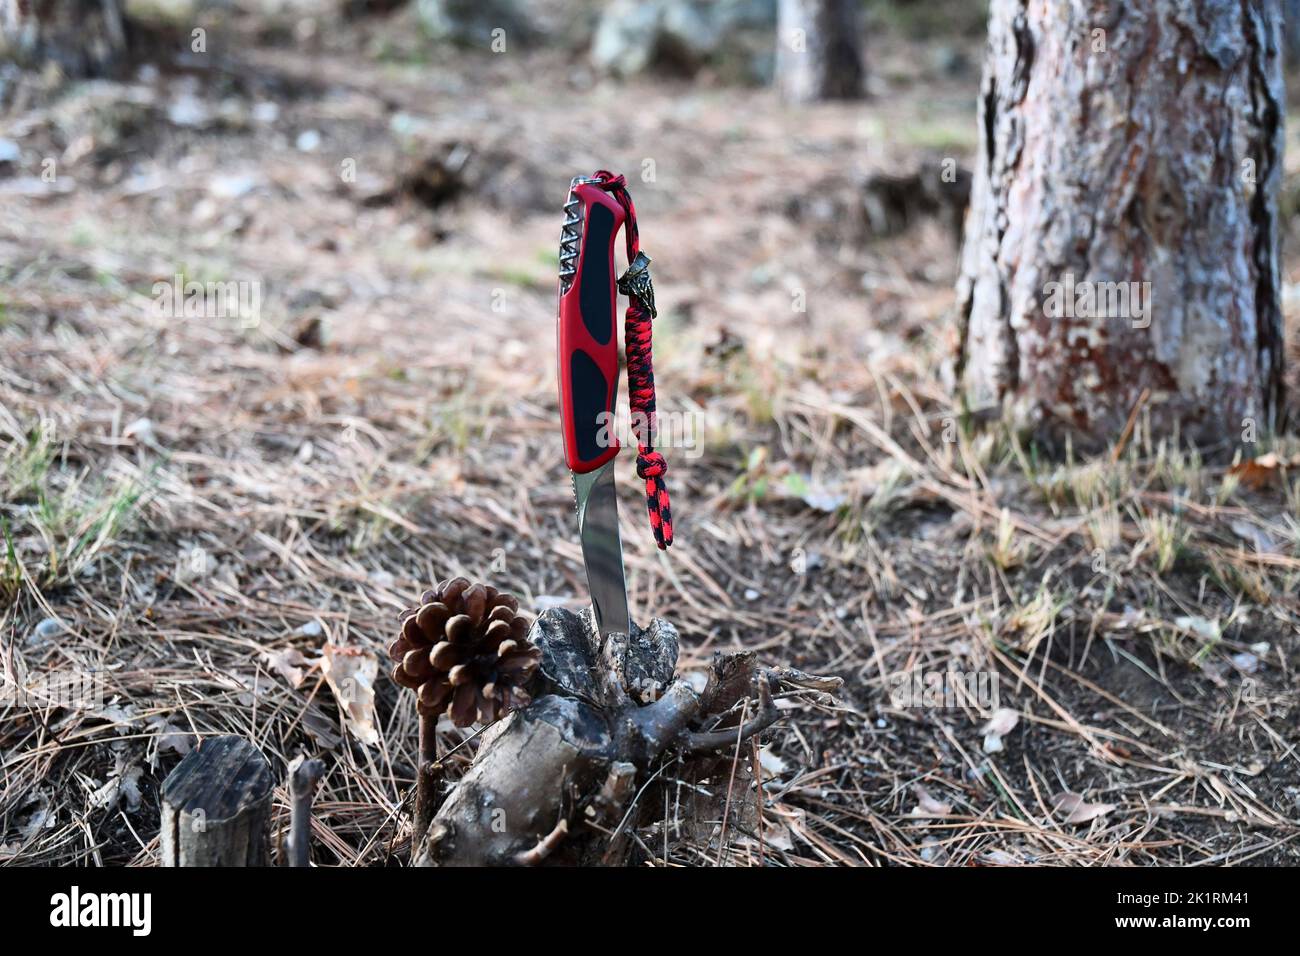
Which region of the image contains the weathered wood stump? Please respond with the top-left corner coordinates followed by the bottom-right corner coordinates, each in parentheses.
top-left (160, 735), bottom-right (274, 867)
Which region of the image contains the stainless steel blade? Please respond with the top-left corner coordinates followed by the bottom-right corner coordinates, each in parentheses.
top-left (571, 460), bottom-right (630, 638)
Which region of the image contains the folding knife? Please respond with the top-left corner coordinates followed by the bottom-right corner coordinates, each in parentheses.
top-left (557, 176), bottom-right (631, 640)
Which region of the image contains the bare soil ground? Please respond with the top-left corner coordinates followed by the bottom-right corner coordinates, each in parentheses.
top-left (2, 4), bottom-right (1299, 866)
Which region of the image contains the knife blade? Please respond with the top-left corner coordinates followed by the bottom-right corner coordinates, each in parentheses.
top-left (571, 461), bottom-right (630, 638)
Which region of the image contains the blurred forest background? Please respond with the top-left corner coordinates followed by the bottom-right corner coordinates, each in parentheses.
top-left (2, 0), bottom-right (1300, 867)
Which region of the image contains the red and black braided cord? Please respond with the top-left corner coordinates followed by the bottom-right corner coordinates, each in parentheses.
top-left (591, 170), bottom-right (673, 550)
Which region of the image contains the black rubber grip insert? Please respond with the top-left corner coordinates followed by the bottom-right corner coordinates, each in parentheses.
top-left (580, 202), bottom-right (615, 346)
top-left (569, 349), bottom-right (610, 464)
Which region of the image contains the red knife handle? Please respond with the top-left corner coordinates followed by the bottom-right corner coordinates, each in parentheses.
top-left (558, 183), bottom-right (626, 474)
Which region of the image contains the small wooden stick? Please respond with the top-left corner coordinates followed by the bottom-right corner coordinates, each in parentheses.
top-left (1111, 387), bottom-right (1151, 464)
top-left (287, 755), bottom-right (325, 868)
top-left (412, 712), bottom-right (441, 853)
top-left (750, 735), bottom-right (765, 867)
top-left (771, 666), bottom-right (843, 693)
top-left (715, 699), bottom-right (749, 865)
top-left (683, 675), bottom-right (781, 754)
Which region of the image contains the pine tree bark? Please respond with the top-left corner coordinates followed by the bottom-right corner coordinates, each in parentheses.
top-left (1286, 0), bottom-right (1300, 61)
top-left (776, 0), bottom-right (865, 103)
top-left (956, 0), bottom-right (1285, 453)
top-left (0, 0), bottom-right (129, 77)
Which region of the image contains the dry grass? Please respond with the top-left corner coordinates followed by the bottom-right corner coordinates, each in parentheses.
top-left (2, 3), bottom-right (1299, 866)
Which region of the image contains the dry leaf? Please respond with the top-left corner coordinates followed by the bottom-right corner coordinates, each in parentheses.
top-left (757, 745), bottom-right (790, 778)
top-left (320, 644), bottom-right (378, 747)
top-left (89, 757), bottom-right (143, 812)
top-left (1228, 452), bottom-right (1297, 490)
top-left (123, 417), bottom-right (156, 446)
top-left (910, 784), bottom-right (953, 817)
top-left (262, 646), bottom-right (311, 688)
top-left (919, 836), bottom-right (948, 863)
top-left (146, 715), bottom-right (193, 756)
top-left (762, 804), bottom-right (805, 853)
top-left (302, 706), bottom-right (344, 751)
top-left (1053, 792), bottom-right (1116, 824)
top-left (982, 707), bottom-right (1020, 753)
top-left (1228, 519), bottom-right (1280, 554)
top-left (1100, 741), bottom-right (1132, 760)
top-left (980, 848), bottom-right (1020, 865)
top-left (1174, 615), bottom-right (1221, 642)
top-left (17, 793), bottom-right (54, 841)
top-left (761, 821), bottom-right (796, 853)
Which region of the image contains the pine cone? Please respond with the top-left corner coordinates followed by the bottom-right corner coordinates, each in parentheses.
top-left (388, 577), bottom-right (540, 728)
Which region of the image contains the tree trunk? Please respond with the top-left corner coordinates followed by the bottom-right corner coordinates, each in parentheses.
top-left (0, 0), bottom-right (129, 77)
top-left (776, 0), bottom-right (865, 103)
top-left (1286, 0), bottom-right (1300, 62)
top-left (956, 0), bottom-right (1285, 453)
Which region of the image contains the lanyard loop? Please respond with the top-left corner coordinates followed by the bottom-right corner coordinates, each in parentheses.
top-left (590, 170), bottom-right (673, 550)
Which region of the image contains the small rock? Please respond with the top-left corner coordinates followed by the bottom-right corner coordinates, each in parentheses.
top-left (389, 112), bottom-right (431, 138)
top-left (592, 0), bottom-right (776, 79)
top-left (208, 173), bottom-right (260, 199)
top-left (287, 288), bottom-right (331, 312)
top-left (592, 1), bottom-right (669, 76)
top-left (660, 1), bottom-right (728, 65)
top-left (295, 129), bottom-right (321, 152)
top-left (167, 94), bottom-right (212, 128)
top-left (416, 0), bottom-right (534, 47)
top-left (120, 170), bottom-right (169, 196)
top-left (743, 588), bottom-right (760, 601)
top-left (28, 617), bottom-right (62, 645)
top-left (123, 417), bottom-right (155, 445)
top-left (1231, 652), bottom-right (1260, 674)
top-left (802, 489), bottom-right (847, 513)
